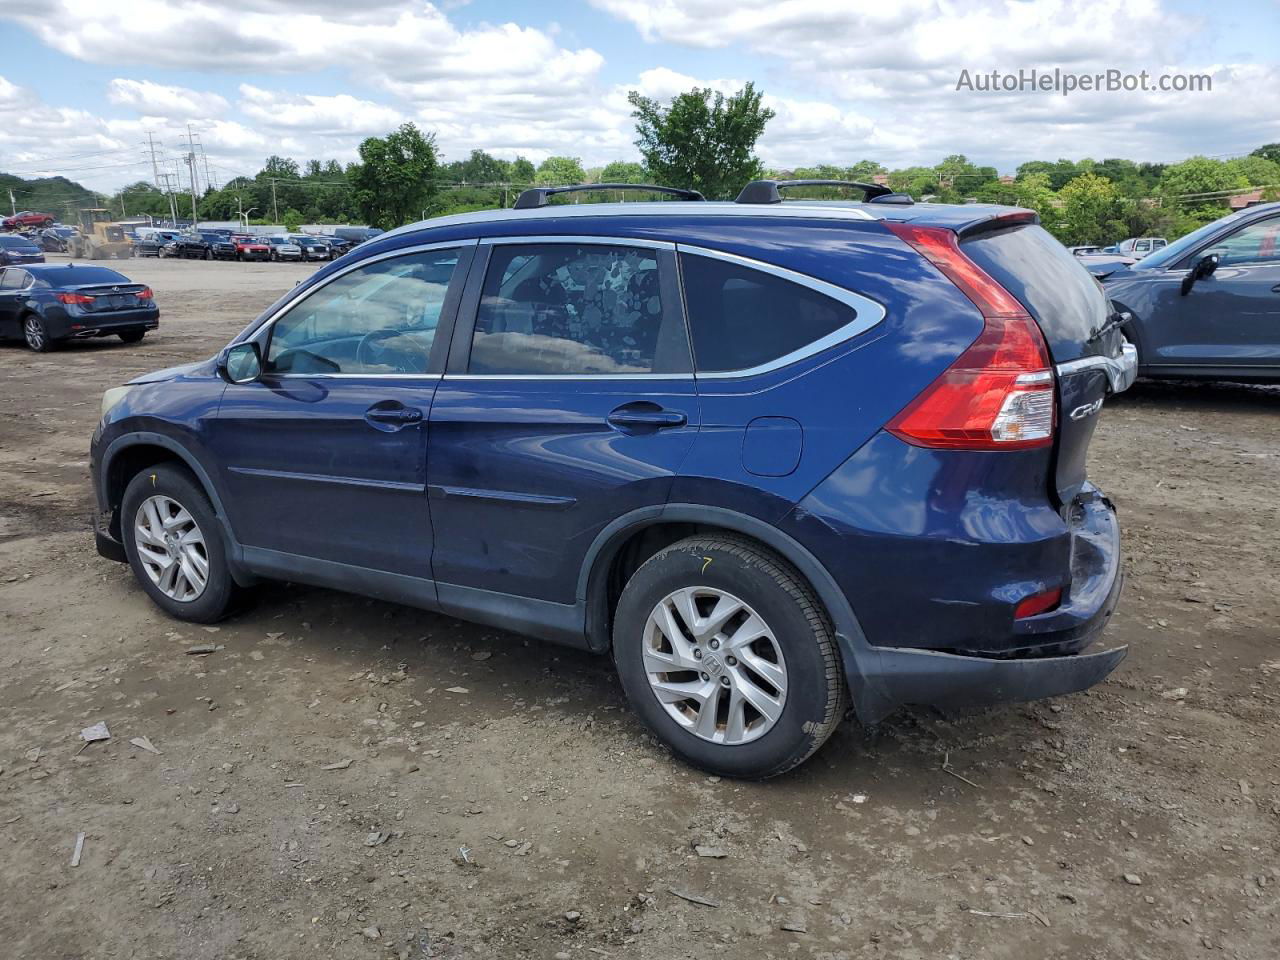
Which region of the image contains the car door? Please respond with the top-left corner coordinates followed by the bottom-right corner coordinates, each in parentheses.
top-left (209, 241), bottom-right (475, 579)
top-left (1147, 216), bottom-right (1280, 369)
top-left (426, 237), bottom-right (698, 611)
top-left (0, 268), bottom-right (28, 337)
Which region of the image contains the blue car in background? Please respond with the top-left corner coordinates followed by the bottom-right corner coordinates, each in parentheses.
top-left (90, 181), bottom-right (1135, 778)
top-left (0, 263), bottom-right (158, 351)
top-left (0, 233), bottom-right (46, 266)
top-left (1101, 202), bottom-right (1280, 382)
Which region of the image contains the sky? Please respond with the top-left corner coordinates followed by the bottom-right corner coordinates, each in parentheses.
top-left (0, 0), bottom-right (1277, 194)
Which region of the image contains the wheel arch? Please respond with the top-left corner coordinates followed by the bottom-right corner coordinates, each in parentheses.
top-left (100, 432), bottom-right (248, 580)
top-left (578, 504), bottom-right (869, 658)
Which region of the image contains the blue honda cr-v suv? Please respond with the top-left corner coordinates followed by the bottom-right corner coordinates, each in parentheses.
top-left (91, 180), bottom-right (1137, 778)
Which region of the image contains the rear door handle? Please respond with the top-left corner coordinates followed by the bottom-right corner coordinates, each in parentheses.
top-left (607, 405), bottom-right (687, 431)
top-left (1271, 284), bottom-right (1280, 293)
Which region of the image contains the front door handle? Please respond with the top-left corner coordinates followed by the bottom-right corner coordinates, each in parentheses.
top-left (365, 403), bottom-right (423, 430)
top-left (607, 403), bottom-right (687, 431)
top-left (1271, 283), bottom-right (1280, 293)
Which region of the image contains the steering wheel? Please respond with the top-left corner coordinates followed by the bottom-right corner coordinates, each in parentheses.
top-left (355, 328), bottom-right (429, 373)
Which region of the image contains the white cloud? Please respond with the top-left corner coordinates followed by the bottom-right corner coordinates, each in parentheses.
top-left (107, 79), bottom-right (229, 119)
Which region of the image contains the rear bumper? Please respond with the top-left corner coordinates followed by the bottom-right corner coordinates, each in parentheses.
top-left (841, 488), bottom-right (1126, 723)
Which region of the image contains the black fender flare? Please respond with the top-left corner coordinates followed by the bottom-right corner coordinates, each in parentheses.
top-left (575, 502), bottom-right (887, 716)
top-left (100, 431), bottom-right (252, 582)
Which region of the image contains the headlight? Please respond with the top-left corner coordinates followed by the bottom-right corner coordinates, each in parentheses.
top-left (101, 385), bottom-right (133, 420)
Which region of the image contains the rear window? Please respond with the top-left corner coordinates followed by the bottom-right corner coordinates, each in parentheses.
top-left (0, 236), bottom-right (37, 249)
top-left (679, 253), bottom-right (859, 373)
top-left (37, 266), bottom-right (128, 285)
top-left (961, 224), bottom-right (1108, 360)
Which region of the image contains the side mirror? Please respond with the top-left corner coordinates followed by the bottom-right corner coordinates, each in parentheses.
top-left (1180, 253), bottom-right (1219, 296)
top-left (219, 342), bottom-right (262, 384)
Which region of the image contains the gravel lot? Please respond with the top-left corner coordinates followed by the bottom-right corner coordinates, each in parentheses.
top-left (1, 254), bottom-right (1277, 960)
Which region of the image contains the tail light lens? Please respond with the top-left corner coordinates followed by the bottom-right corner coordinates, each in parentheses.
top-left (56, 292), bottom-right (95, 305)
top-left (1014, 586), bottom-right (1063, 619)
top-left (884, 222), bottom-right (1055, 450)
top-left (136, 287), bottom-right (153, 300)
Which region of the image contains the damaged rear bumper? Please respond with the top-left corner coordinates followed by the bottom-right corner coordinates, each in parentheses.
top-left (842, 487), bottom-right (1127, 724)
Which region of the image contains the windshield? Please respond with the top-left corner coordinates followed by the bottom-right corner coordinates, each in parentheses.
top-left (1141, 211), bottom-right (1250, 268)
top-left (0, 235), bottom-right (37, 248)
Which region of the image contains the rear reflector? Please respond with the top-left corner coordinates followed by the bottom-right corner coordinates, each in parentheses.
top-left (1014, 586), bottom-right (1063, 619)
top-left (884, 222), bottom-right (1055, 450)
top-left (55, 292), bottom-right (95, 305)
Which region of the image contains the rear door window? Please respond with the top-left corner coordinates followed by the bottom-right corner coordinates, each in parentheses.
top-left (468, 242), bottom-right (687, 375)
top-left (678, 252), bottom-right (863, 374)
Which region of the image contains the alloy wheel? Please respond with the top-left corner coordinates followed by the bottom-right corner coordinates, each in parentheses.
top-left (643, 586), bottom-right (787, 745)
top-left (133, 494), bottom-right (209, 602)
top-left (23, 316), bottom-right (45, 350)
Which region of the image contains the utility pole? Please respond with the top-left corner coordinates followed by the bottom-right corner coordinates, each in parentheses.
top-left (7, 188), bottom-right (15, 216)
top-left (185, 124), bottom-right (201, 227)
top-left (144, 131), bottom-right (162, 187)
top-left (270, 178), bottom-right (279, 223)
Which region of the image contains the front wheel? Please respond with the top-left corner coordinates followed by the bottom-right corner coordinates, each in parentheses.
top-left (120, 464), bottom-right (237, 623)
top-left (613, 536), bottom-right (846, 779)
top-left (204, 248), bottom-right (213, 260)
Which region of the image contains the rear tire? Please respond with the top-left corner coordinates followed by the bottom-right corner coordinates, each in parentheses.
top-left (118, 330), bottom-right (145, 344)
top-left (613, 535), bottom-right (846, 779)
top-left (120, 464), bottom-right (237, 623)
top-left (22, 314), bottom-right (54, 352)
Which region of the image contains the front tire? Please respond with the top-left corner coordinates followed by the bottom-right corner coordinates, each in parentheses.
top-left (121, 464), bottom-right (237, 623)
top-left (613, 535), bottom-right (846, 779)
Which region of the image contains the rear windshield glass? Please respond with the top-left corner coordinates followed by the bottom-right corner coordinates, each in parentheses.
top-left (0, 235), bottom-right (38, 248)
top-left (38, 266), bottom-right (129, 285)
top-left (962, 224), bottom-right (1108, 353)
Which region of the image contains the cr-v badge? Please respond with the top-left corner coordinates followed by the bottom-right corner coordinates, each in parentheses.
top-left (1069, 398), bottom-right (1105, 421)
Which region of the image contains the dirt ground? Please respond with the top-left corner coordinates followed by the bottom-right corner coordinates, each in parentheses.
top-left (1, 254), bottom-right (1277, 960)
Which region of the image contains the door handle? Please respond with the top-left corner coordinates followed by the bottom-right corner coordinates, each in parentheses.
top-left (1271, 284), bottom-right (1280, 293)
top-left (606, 405), bottom-right (687, 430)
top-left (365, 404), bottom-right (423, 428)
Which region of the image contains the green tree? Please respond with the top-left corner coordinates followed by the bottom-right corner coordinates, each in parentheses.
top-left (1159, 156), bottom-right (1245, 206)
top-left (509, 156), bottom-right (536, 185)
top-left (599, 160), bottom-right (648, 183)
top-left (1056, 173), bottom-right (1120, 245)
top-left (281, 208), bottom-right (304, 231)
top-left (349, 123), bottom-right (439, 228)
top-left (628, 81), bottom-right (775, 200)
top-left (1224, 154), bottom-right (1280, 188)
top-left (1251, 143), bottom-right (1280, 165)
top-left (534, 156), bottom-right (586, 186)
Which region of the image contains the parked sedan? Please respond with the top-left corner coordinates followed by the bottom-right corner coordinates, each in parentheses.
top-left (0, 234), bottom-right (46, 266)
top-left (1102, 202), bottom-right (1280, 382)
top-left (264, 236), bottom-right (302, 261)
top-left (0, 263), bottom-right (158, 351)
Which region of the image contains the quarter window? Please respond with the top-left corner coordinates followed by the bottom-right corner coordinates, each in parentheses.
top-left (679, 253), bottom-right (860, 373)
top-left (265, 248), bottom-right (459, 375)
top-left (469, 243), bottom-right (684, 375)
top-left (1208, 218), bottom-right (1280, 266)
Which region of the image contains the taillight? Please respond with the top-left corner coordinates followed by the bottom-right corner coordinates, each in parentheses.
top-left (136, 287), bottom-right (153, 300)
top-left (884, 222), bottom-right (1055, 450)
top-left (56, 292), bottom-right (95, 305)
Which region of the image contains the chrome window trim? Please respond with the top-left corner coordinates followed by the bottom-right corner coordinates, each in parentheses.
top-left (479, 235), bottom-right (675, 251)
top-left (444, 373), bottom-right (694, 381)
top-left (240, 239), bottom-right (481, 348)
top-left (237, 239), bottom-right (476, 380)
top-left (676, 244), bottom-right (887, 379)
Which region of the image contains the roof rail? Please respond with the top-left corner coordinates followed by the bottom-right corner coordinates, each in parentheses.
top-left (513, 183), bottom-right (705, 210)
top-left (734, 179), bottom-right (895, 204)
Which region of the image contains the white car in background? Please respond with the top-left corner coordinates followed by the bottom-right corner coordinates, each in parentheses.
top-left (1117, 237), bottom-right (1168, 259)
